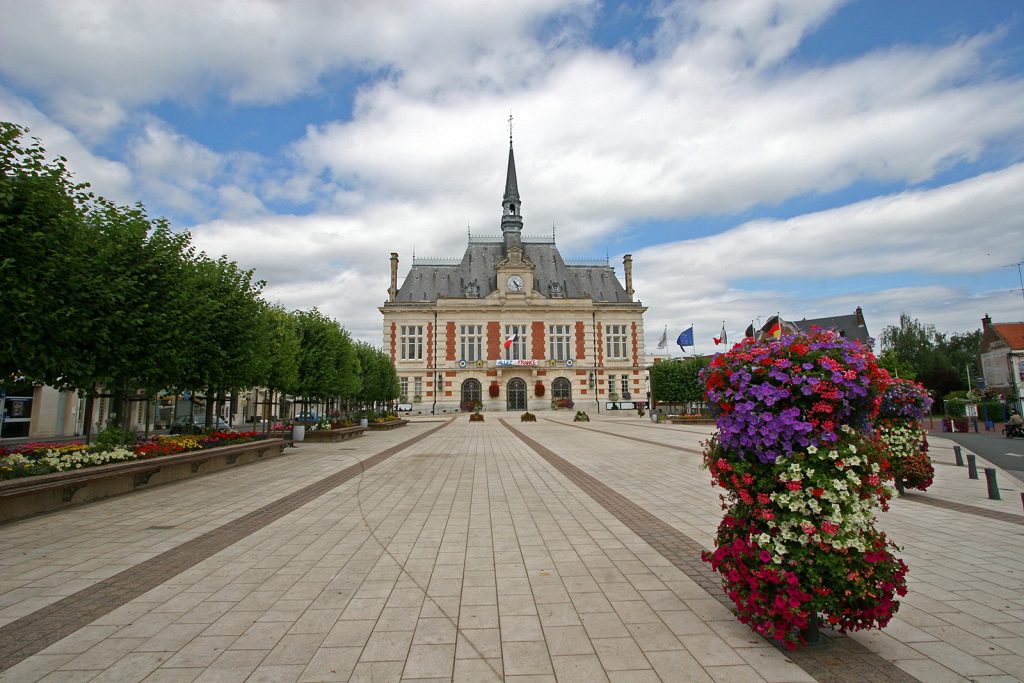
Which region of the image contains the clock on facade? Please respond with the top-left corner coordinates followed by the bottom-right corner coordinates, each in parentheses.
top-left (506, 275), bottom-right (525, 292)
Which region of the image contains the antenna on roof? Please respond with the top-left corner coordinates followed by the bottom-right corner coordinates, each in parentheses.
top-left (1004, 260), bottom-right (1024, 305)
top-left (508, 111), bottom-right (513, 145)
top-left (552, 222), bottom-right (556, 241)
top-left (467, 222), bottom-right (471, 240)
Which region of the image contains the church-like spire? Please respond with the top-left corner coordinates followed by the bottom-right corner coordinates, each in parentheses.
top-left (503, 139), bottom-right (520, 204)
top-left (501, 114), bottom-right (523, 251)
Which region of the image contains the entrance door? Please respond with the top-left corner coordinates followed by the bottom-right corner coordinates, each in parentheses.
top-left (506, 378), bottom-right (527, 411)
top-left (461, 379), bottom-right (482, 411)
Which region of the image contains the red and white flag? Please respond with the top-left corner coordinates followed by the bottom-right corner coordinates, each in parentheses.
top-left (503, 333), bottom-right (517, 350)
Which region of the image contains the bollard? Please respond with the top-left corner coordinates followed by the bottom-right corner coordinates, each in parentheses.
top-left (953, 446), bottom-right (964, 466)
top-left (984, 468), bottom-right (1001, 500)
top-left (967, 453), bottom-right (978, 480)
top-left (973, 418), bottom-right (979, 433)
top-left (1020, 492), bottom-right (1024, 513)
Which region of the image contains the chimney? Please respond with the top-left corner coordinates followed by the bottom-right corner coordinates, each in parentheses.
top-left (855, 306), bottom-right (864, 326)
top-left (982, 314), bottom-right (991, 330)
top-left (623, 254), bottom-right (634, 300)
top-left (389, 252), bottom-right (399, 302)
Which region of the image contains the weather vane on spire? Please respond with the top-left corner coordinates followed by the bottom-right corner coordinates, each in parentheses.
top-left (508, 111), bottom-right (513, 145)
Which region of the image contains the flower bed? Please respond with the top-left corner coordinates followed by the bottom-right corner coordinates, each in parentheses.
top-left (0, 437), bottom-right (286, 524)
top-left (700, 330), bottom-right (907, 650)
top-left (0, 431), bottom-right (261, 480)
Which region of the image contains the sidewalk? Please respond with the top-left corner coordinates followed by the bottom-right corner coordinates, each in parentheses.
top-left (0, 414), bottom-right (1021, 682)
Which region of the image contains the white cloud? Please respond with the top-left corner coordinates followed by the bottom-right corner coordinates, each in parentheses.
top-left (2, 0), bottom-right (1023, 352)
top-left (634, 164), bottom-right (1024, 353)
top-left (0, 87), bottom-right (133, 202)
top-left (0, 0), bottom-right (589, 139)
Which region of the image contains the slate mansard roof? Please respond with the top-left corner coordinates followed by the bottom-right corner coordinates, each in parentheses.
top-left (792, 308), bottom-right (871, 347)
top-left (395, 239), bottom-right (631, 304)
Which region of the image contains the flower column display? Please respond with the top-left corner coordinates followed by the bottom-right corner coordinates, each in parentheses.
top-left (876, 378), bottom-right (934, 491)
top-left (700, 330), bottom-right (908, 650)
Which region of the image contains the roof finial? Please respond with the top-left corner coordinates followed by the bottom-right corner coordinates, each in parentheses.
top-left (508, 111), bottom-right (513, 146)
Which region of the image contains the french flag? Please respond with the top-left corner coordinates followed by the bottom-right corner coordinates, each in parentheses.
top-left (503, 333), bottom-right (517, 350)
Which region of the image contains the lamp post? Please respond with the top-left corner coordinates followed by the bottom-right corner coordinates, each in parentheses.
top-left (589, 371), bottom-right (600, 413)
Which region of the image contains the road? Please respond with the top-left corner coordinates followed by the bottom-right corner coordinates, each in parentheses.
top-left (935, 427), bottom-right (1024, 484)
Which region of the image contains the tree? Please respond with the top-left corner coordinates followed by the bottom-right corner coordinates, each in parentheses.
top-left (650, 356), bottom-right (711, 406)
top-left (0, 122), bottom-right (95, 388)
top-left (880, 312), bottom-right (981, 401)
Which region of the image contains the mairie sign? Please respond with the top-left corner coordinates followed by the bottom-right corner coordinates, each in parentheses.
top-left (496, 359), bottom-right (538, 367)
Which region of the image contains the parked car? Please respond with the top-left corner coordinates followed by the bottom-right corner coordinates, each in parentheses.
top-left (169, 415), bottom-right (234, 434)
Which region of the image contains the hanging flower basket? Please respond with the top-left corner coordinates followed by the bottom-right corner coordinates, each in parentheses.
top-left (534, 381), bottom-right (545, 397)
top-left (488, 382), bottom-right (500, 398)
top-left (700, 329), bottom-right (907, 650)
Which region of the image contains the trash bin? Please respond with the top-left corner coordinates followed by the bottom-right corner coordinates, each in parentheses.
top-left (359, 418), bottom-right (368, 428)
top-left (291, 425), bottom-right (305, 442)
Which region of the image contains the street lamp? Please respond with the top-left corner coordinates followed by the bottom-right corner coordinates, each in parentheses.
top-left (589, 371), bottom-right (600, 413)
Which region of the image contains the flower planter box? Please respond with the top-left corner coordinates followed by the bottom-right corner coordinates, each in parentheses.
top-left (270, 426), bottom-right (365, 442)
top-left (668, 416), bottom-right (717, 425)
top-left (367, 419), bottom-right (409, 431)
top-left (0, 438), bottom-right (286, 524)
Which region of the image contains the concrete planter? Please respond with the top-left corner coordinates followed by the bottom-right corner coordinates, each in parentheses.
top-left (300, 426), bottom-right (366, 442)
top-left (0, 438), bottom-right (287, 524)
top-left (366, 419), bottom-right (409, 431)
top-left (668, 416), bottom-right (717, 425)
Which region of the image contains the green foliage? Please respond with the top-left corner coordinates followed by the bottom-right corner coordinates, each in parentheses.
top-left (293, 309), bottom-right (361, 401)
top-left (649, 356), bottom-right (711, 404)
top-left (0, 121), bottom-right (366, 417)
top-left (880, 312), bottom-right (981, 399)
top-left (92, 424), bottom-right (134, 451)
top-left (355, 342), bottom-right (400, 405)
top-left (876, 350), bottom-right (916, 381)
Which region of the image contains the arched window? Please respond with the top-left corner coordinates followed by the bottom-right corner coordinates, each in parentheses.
top-left (461, 379), bottom-right (482, 411)
top-left (507, 378), bottom-right (527, 411)
top-left (552, 377), bottom-right (572, 402)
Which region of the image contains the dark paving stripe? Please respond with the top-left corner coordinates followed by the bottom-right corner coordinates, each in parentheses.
top-left (502, 419), bottom-right (919, 683)
top-left (898, 492), bottom-right (1024, 525)
top-left (541, 417), bottom-right (705, 455)
top-left (0, 418), bottom-right (454, 673)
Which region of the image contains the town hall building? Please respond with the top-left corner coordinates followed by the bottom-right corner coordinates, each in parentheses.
top-left (380, 138), bottom-right (648, 413)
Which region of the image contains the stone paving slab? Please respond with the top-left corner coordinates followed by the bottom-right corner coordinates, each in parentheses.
top-left (0, 413), bottom-right (1021, 682)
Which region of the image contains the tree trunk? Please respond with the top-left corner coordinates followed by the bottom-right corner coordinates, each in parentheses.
top-left (83, 390), bottom-right (96, 443)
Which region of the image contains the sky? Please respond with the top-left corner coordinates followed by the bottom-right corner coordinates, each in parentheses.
top-left (2, 0), bottom-right (1023, 356)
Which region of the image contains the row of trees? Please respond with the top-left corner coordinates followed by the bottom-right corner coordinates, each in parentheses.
top-left (878, 313), bottom-right (981, 402)
top-left (1, 122), bottom-right (399, 435)
top-left (649, 356), bottom-right (711, 408)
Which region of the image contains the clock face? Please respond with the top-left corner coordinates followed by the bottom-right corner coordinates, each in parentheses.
top-left (507, 275), bottom-right (525, 292)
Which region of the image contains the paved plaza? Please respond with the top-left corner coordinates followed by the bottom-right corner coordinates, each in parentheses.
top-left (1, 413), bottom-right (1023, 682)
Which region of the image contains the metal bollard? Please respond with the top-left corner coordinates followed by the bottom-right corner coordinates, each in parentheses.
top-left (984, 468), bottom-right (1000, 500)
top-left (967, 453), bottom-right (978, 480)
top-left (1020, 492), bottom-right (1024, 513)
top-left (953, 446), bottom-right (964, 466)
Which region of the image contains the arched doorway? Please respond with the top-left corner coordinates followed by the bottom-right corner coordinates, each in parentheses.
top-left (461, 378), bottom-right (482, 411)
top-left (506, 378), bottom-right (527, 411)
top-left (552, 377), bottom-right (572, 407)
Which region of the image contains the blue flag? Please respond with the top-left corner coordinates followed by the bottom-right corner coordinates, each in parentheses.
top-left (676, 326), bottom-right (693, 348)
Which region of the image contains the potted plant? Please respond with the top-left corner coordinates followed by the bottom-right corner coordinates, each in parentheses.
top-left (520, 411), bottom-right (537, 422)
top-left (608, 392), bottom-right (620, 402)
top-left (413, 394), bottom-right (422, 403)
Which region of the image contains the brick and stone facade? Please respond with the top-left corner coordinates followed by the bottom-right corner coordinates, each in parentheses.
top-left (380, 139), bottom-right (647, 413)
